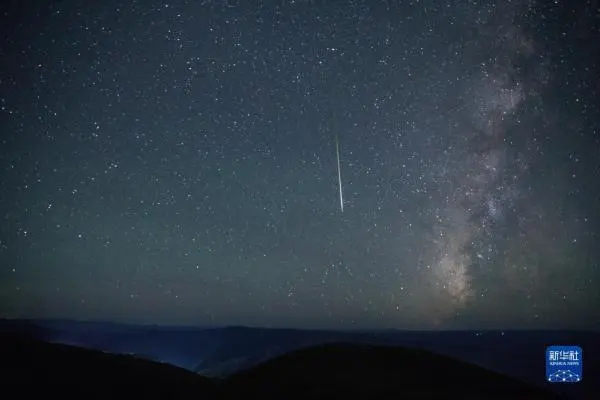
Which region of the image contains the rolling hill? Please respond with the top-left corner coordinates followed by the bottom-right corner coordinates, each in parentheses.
top-left (0, 330), bottom-right (563, 399)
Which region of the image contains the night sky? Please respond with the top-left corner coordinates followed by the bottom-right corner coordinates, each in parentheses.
top-left (1, 0), bottom-right (599, 330)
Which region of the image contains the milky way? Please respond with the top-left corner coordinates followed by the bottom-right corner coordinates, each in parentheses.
top-left (419, 0), bottom-right (536, 319)
top-left (0, 0), bottom-right (598, 329)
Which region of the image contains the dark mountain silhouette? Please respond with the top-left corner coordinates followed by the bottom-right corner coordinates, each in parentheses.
top-left (0, 332), bottom-right (219, 399)
top-left (224, 343), bottom-right (561, 399)
top-left (1, 331), bottom-right (562, 399)
top-left (0, 318), bottom-right (59, 341)
top-left (1, 319), bottom-right (595, 398)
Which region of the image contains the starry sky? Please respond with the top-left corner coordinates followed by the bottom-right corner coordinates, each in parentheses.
top-left (1, 0), bottom-right (599, 330)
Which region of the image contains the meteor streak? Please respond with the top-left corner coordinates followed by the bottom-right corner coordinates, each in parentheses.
top-left (335, 134), bottom-right (344, 212)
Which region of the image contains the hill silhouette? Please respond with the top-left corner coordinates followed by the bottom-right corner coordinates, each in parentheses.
top-left (1, 332), bottom-right (561, 399)
top-left (224, 342), bottom-right (560, 399)
top-left (0, 332), bottom-right (218, 399)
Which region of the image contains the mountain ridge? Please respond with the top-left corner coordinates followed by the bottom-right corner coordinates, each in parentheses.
top-left (1, 332), bottom-right (562, 399)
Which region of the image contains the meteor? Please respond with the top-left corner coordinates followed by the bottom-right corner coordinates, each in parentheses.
top-left (335, 134), bottom-right (344, 212)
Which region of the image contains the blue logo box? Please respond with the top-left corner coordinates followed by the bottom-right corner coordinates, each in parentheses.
top-left (546, 345), bottom-right (583, 383)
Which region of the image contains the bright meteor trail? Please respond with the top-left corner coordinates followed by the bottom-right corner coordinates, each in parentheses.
top-left (335, 134), bottom-right (344, 212)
